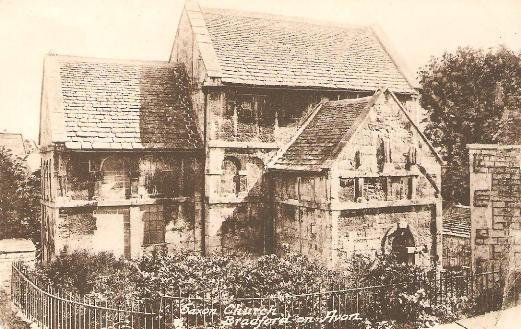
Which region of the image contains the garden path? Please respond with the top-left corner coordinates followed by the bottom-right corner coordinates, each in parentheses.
top-left (430, 304), bottom-right (521, 329)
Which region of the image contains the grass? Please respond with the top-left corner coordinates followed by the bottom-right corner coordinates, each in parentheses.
top-left (0, 289), bottom-right (31, 329)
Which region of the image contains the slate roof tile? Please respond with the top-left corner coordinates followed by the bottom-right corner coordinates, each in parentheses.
top-left (443, 205), bottom-right (471, 238)
top-left (273, 95), bottom-right (375, 170)
top-left (201, 7), bottom-right (415, 93)
top-left (46, 56), bottom-right (202, 150)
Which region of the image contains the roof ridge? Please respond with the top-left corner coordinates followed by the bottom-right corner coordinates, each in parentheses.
top-left (196, 3), bottom-right (417, 93)
top-left (324, 95), bottom-right (375, 106)
top-left (200, 6), bottom-right (369, 31)
top-left (46, 54), bottom-right (175, 67)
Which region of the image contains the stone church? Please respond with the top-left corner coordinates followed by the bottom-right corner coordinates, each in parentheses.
top-left (39, 1), bottom-right (443, 268)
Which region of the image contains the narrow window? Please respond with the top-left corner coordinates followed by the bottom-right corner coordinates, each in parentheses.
top-left (339, 178), bottom-right (356, 202)
top-left (407, 146), bottom-right (417, 166)
top-left (354, 178), bottom-right (364, 201)
top-left (354, 150), bottom-right (361, 169)
top-left (377, 138), bottom-right (391, 172)
top-left (407, 177), bottom-right (414, 200)
top-left (143, 207), bottom-right (165, 245)
top-left (221, 157), bottom-right (241, 196)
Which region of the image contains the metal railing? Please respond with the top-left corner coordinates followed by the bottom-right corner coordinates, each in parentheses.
top-left (11, 261), bottom-right (158, 329)
top-left (11, 261), bottom-right (515, 329)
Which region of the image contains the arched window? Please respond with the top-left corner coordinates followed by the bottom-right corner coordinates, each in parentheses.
top-left (100, 156), bottom-right (130, 200)
top-left (221, 157), bottom-right (241, 196)
top-left (391, 228), bottom-right (416, 265)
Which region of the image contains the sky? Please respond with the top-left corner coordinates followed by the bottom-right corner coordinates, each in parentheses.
top-left (0, 0), bottom-right (520, 141)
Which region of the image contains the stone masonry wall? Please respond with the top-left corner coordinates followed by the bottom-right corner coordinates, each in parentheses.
top-left (44, 150), bottom-right (204, 261)
top-left (335, 206), bottom-right (435, 268)
top-left (329, 92), bottom-right (442, 268)
top-left (272, 172), bottom-right (333, 267)
top-left (469, 145), bottom-right (521, 272)
top-left (205, 147), bottom-right (275, 255)
top-left (53, 203), bottom-right (199, 259)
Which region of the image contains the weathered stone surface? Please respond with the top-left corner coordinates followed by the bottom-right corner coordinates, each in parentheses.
top-left (41, 151), bottom-right (204, 262)
top-left (271, 91), bottom-right (442, 269)
top-left (41, 2), bottom-right (441, 268)
top-left (469, 145), bottom-right (521, 272)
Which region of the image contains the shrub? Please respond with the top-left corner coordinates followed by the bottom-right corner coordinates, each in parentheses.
top-left (31, 250), bottom-right (486, 328)
top-left (134, 249), bottom-right (338, 298)
top-left (36, 249), bottom-right (139, 301)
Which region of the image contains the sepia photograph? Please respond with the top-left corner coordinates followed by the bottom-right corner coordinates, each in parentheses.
top-left (1, 0), bottom-right (521, 328)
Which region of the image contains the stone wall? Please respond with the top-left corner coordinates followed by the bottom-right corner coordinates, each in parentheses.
top-left (329, 92), bottom-right (441, 268)
top-left (52, 202), bottom-right (199, 259)
top-left (61, 152), bottom-right (199, 201)
top-left (335, 206), bottom-right (435, 268)
top-left (206, 203), bottom-right (269, 255)
top-left (205, 147), bottom-right (275, 255)
top-left (42, 150), bottom-right (204, 261)
top-left (334, 92), bottom-right (441, 185)
top-left (271, 92), bottom-right (442, 269)
top-left (169, 6), bottom-right (206, 135)
top-left (274, 203), bottom-right (333, 266)
top-left (271, 171), bottom-right (333, 267)
top-left (469, 145), bottom-right (521, 272)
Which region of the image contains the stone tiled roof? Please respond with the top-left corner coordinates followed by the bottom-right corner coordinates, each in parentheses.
top-left (0, 132), bottom-right (26, 156)
top-left (271, 94), bottom-right (378, 170)
top-left (44, 56), bottom-right (202, 150)
top-left (199, 7), bottom-right (416, 94)
top-left (443, 205), bottom-right (471, 238)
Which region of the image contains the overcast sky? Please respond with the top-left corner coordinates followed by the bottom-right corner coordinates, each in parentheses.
top-left (1, 0), bottom-right (520, 141)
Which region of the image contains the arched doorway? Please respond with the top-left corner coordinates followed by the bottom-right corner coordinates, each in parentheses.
top-left (391, 228), bottom-right (416, 264)
top-left (382, 224), bottom-right (417, 265)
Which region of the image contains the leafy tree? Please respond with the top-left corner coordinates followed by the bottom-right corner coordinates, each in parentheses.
top-left (419, 46), bottom-right (521, 204)
top-left (0, 147), bottom-right (41, 250)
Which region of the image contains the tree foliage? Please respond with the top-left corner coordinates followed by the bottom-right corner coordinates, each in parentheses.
top-left (0, 147), bottom-right (41, 248)
top-left (419, 46), bottom-right (521, 204)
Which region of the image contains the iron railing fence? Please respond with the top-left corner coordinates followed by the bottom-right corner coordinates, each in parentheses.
top-left (11, 261), bottom-right (518, 329)
top-left (11, 261), bottom-right (158, 329)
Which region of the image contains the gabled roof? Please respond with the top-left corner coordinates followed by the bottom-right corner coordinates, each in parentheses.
top-left (269, 88), bottom-right (442, 171)
top-left (183, 2), bottom-right (417, 94)
top-left (270, 92), bottom-right (379, 171)
top-left (0, 132), bottom-right (26, 156)
top-left (41, 55), bottom-right (202, 151)
top-left (443, 205), bottom-right (470, 238)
